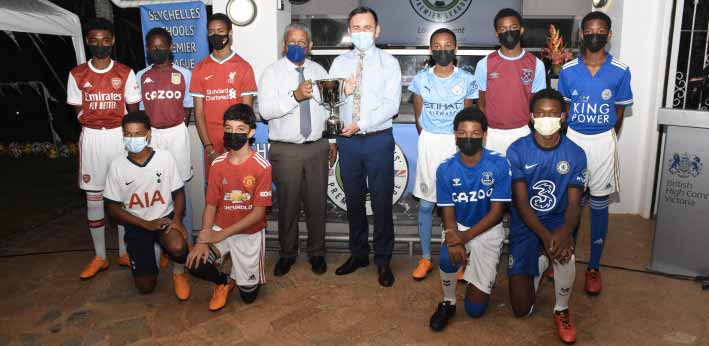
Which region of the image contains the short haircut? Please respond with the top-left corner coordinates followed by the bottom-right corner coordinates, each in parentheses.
top-left (282, 23), bottom-right (312, 43)
top-left (122, 111), bottom-right (151, 130)
top-left (208, 13), bottom-right (231, 30)
top-left (429, 28), bottom-right (457, 46)
top-left (84, 18), bottom-right (114, 37)
top-left (223, 104), bottom-right (256, 130)
top-left (529, 88), bottom-right (565, 113)
top-left (454, 107), bottom-right (488, 132)
top-left (493, 8), bottom-right (522, 30)
top-left (348, 6), bottom-right (378, 26)
top-left (581, 11), bottom-right (612, 31)
top-left (146, 27), bottom-right (172, 46)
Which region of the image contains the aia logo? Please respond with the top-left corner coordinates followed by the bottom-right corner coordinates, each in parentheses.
top-left (128, 191), bottom-right (166, 209)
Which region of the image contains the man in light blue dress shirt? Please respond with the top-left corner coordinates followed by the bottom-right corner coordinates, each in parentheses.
top-left (328, 6), bottom-right (402, 287)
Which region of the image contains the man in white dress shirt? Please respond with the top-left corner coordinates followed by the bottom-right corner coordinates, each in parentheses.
top-left (259, 23), bottom-right (335, 276)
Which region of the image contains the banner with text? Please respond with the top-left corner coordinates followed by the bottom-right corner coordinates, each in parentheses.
top-left (140, 1), bottom-right (208, 70)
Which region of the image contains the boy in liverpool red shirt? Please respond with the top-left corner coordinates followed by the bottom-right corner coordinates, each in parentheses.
top-left (186, 104), bottom-right (271, 311)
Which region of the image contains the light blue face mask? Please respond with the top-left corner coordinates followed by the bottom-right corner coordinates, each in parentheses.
top-left (351, 31), bottom-right (374, 51)
top-left (124, 136), bottom-right (149, 153)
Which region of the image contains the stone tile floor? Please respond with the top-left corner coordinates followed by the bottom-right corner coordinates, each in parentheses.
top-left (0, 211), bottom-right (707, 346)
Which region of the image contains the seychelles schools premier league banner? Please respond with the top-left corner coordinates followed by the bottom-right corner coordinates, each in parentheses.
top-left (140, 1), bottom-right (208, 69)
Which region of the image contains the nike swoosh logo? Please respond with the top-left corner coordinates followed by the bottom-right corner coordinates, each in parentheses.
top-left (125, 180), bottom-right (135, 186)
top-left (524, 164), bottom-right (538, 170)
top-left (205, 75), bottom-right (214, 80)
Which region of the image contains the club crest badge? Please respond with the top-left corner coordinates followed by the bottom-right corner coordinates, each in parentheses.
top-left (520, 68), bottom-right (533, 85)
top-left (481, 171), bottom-right (494, 186)
top-left (556, 161), bottom-right (570, 175)
top-left (111, 77), bottom-right (122, 90)
top-left (601, 88), bottom-right (613, 100)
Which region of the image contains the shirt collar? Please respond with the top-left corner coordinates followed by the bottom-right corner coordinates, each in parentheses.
top-left (210, 50), bottom-right (236, 64)
top-left (88, 59), bottom-right (114, 73)
top-left (497, 49), bottom-right (526, 61)
top-left (283, 57), bottom-right (309, 70)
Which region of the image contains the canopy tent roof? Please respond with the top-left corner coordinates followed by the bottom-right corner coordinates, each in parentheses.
top-left (0, 0), bottom-right (85, 64)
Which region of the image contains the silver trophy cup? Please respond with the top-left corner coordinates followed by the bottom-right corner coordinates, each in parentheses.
top-left (314, 78), bottom-right (347, 137)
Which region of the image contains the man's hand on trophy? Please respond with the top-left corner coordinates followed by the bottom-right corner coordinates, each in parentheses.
top-left (341, 122), bottom-right (360, 137)
top-left (328, 144), bottom-right (337, 168)
top-left (294, 80), bottom-right (313, 101)
top-left (344, 72), bottom-right (357, 96)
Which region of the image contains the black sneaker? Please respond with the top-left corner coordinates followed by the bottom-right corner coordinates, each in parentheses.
top-left (429, 301), bottom-right (456, 332)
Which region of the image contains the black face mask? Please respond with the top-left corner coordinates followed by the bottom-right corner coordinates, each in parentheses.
top-left (583, 34), bottom-right (608, 52)
top-left (209, 34), bottom-right (229, 50)
top-left (431, 49), bottom-right (455, 67)
top-left (148, 48), bottom-right (171, 64)
top-left (88, 44), bottom-right (112, 59)
top-left (498, 30), bottom-right (521, 50)
top-left (456, 137), bottom-right (483, 156)
top-left (224, 132), bottom-right (249, 151)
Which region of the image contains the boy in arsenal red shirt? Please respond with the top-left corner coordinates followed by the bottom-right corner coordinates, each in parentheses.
top-left (186, 104), bottom-right (271, 311)
top-left (66, 18), bottom-right (141, 279)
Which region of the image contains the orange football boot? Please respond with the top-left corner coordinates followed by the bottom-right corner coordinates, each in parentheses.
top-left (585, 269), bottom-right (602, 296)
top-left (172, 273), bottom-right (191, 301)
top-left (412, 258), bottom-right (433, 281)
top-left (79, 257), bottom-right (109, 280)
top-left (554, 309), bottom-right (577, 344)
top-left (209, 281), bottom-right (235, 311)
top-left (117, 254), bottom-right (130, 267)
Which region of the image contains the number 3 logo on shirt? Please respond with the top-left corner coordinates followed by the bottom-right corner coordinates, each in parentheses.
top-left (530, 180), bottom-right (556, 212)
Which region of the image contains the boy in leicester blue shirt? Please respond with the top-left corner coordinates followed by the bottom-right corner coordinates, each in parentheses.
top-left (558, 11), bottom-right (633, 296)
top-left (408, 28), bottom-right (477, 281)
top-left (507, 89), bottom-right (587, 344)
top-left (428, 108), bottom-right (511, 332)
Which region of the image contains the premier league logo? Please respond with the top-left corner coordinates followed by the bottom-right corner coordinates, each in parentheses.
top-left (409, 0), bottom-right (472, 23)
top-left (481, 172), bottom-right (494, 186)
top-left (520, 68), bottom-right (533, 85)
top-left (669, 153), bottom-right (703, 178)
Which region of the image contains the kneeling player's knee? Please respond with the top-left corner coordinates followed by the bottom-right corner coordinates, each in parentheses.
top-left (134, 276), bottom-right (157, 294)
top-left (238, 285), bottom-right (259, 304)
top-left (511, 302), bottom-right (533, 318)
top-left (438, 245), bottom-right (459, 274)
top-left (167, 245), bottom-right (188, 264)
top-left (464, 298), bottom-right (488, 318)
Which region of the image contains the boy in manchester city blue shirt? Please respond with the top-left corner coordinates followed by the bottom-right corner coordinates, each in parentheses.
top-left (408, 28), bottom-right (477, 281)
top-left (428, 108), bottom-right (510, 332)
top-left (507, 89), bottom-right (587, 344)
top-left (558, 11), bottom-right (633, 296)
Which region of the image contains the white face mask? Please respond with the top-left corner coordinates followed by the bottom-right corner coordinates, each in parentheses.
top-left (124, 136), bottom-right (149, 153)
top-left (351, 31), bottom-right (375, 51)
top-left (533, 117), bottom-right (562, 136)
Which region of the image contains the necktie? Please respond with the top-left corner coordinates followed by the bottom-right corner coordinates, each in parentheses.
top-left (352, 52), bottom-right (365, 123)
top-left (296, 66), bottom-right (311, 139)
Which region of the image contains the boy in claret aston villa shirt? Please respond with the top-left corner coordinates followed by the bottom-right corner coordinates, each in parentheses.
top-left (186, 104), bottom-right (271, 311)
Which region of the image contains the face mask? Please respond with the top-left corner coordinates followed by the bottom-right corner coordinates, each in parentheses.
top-left (208, 34), bottom-right (229, 50)
top-left (432, 49), bottom-right (455, 67)
top-left (498, 30), bottom-right (521, 49)
top-left (148, 48), bottom-right (170, 64)
top-left (456, 137), bottom-right (483, 156)
top-left (351, 32), bottom-right (375, 51)
top-left (533, 117), bottom-right (562, 136)
top-left (224, 132), bottom-right (249, 151)
top-left (89, 44), bottom-right (112, 59)
top-left (286, 44), bottom-right (306, 63)
top-left (583, 33), bottom-right (608, 52)
top-left (124, 136), bottom-right (149, 153)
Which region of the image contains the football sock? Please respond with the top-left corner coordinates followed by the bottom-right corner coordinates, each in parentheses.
top-left (172, 262), bottom-right (185, 274)
top-left (117, 224), bottom-right (127, 257)
top-left (553, 255), bottom-right (576, 312)
top-left (183, 183), bottom-right (194, 245)
top-left (417, 199), bottom-right (435, 260)
top-left (534, 255), bottom-right (550, 293)
top-left (440, 269), bottom-right (458, 305)
top-left (589, 196), bottom-right (609, 270)
top-left (86, 191), bottom-right (106, 260)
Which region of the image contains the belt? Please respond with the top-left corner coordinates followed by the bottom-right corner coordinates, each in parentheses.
top-left (269, 139), bottom-right (322, 145)
top-left (349, 128), bottom-right (391, 138)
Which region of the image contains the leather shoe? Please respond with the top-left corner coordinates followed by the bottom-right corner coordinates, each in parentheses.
top-left (309, 256), bottom-right (327, 275)
top-left (273, 257), bottom-right (295, 277)
top-left (377, 265), bottom-right (395, 287)
top-left (335, 256), bottom-right (369, 275)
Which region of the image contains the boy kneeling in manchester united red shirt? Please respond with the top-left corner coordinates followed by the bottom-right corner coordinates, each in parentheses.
top-left (186, 104), bottom-right (272, 311)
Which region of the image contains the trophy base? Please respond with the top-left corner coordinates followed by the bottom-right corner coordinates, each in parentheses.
top-left (326, 122), bottom-right (344, 138)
